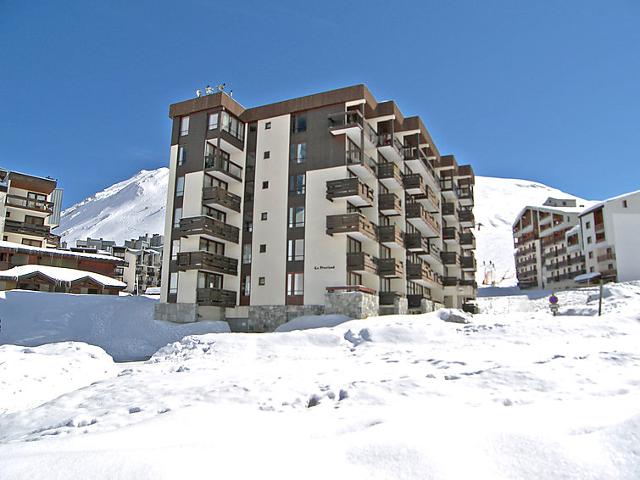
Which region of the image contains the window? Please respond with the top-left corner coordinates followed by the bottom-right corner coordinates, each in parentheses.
top-left (22, 238), bottom-right (42, 247)
top-left (241, 275), bottom-right (251, 296)
top-left (208, 112), bottom-right (219, 130)
top-left (24, 215), bottom-right (44, 226)
top-left (175, 176), bottom-right (185, 197)
top-left (244, 221), bottom-right (253, 233)
top-left (204, 174), bottom-right (228, 189)
top-left (588, 251), bottom-right (593, 259)
top-left (265, 122), bottom-right (271, 130)
top-left (287, 239), bottom-right (304, 261)
top-left (587, 236), bottom-right (592, 244)
top-left (348, 272), bottom-right (362, 286)
top-left (242, 244), bottom-right (252, 264)
top-left (264, 151), bottom-right (271, 159)
top-left (169, 272), bottom-right (178, 294)
top-left (287, 272), bottom-right (304, 296)
top-left (221, 112), bottom-right (245, 141)
top-left (178, 145), bottom-right (186, 166)
top-left (173, 208), bottom-right (182, 228)
top-left (26, 192), bottom-right (46, 209)
top-left (203, 205), bottom-right (226, 222)
top-left (289, 174), bottom-right (306, 195)
top-left (200, 238), bottom-right (224, 255)
top-left (288, 206), bottom-right (305, 228)
top-left (262, 181), bottom-right (269, 189)
top-left (586, 221), bottom-right (591, 229)
top-left (258, 276), bottom-right (266, 286)
top-left (589, 266), bottom-right (594, 273)
top-left (347, 237), bottom-right (362, 253)
top-left (198, 271), bottom-right (223, 289)
top-left (259, 244), bottom-right (267, 253)
top-left (290, 143), bottom-right (307, 163)
top-left (291, 114), bottom-right (307, 133)
top-left (623, 200), bottom-right (628, 208)
top-left (180, 116), bottom-right (189, 136)
top-left (261, 212), bottom-right (268, 221)
top-left (171, 239), bottom-right (180, 260)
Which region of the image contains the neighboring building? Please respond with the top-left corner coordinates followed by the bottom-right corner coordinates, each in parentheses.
top-left (579, 190), bottom-right (640, 282)
top-left (72, 234), bottom-right (164, 294)
top-left (0, 169), bottom-right (63, 248)
top-left (0, 240), bottom-right (124, 277)
top-left (0, 264), bottom-right (125, 295)
top-left (76, 237), bottom-right (116, 252)
top-left (512, 198), bottom-right (588, 289)
top-left (157, 84), bottom-right (476, 331)
top-left (123, 247), bottom-right (162, 294)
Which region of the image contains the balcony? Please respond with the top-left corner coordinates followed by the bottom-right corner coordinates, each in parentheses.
top-left (441, 251), bottom-right (459, 266)
top-left (326, 178), bottom-right (374, 207)
top-left (407, 261), bottom-right (440, 287)
top-left (460, 232), bottom-right (476, 249)
top-left (440, 176), bottom-right (458, 200)
top-left (461, 255), bottom-right (476, 271)
top-left (597, 252), bottom-right (616, 263)
top-left (406, 202), bottom-right (439, 237)
top-left (457, 186), bottom-right (474, 207)
top-left (402, 174), bottom-right (426, 196)
top-left (378, 193), bottom-right (402, 216)
top-left (202, 186), bottom-right (241, 213)
top-left (326, 213), bottom-right (377, 242)
top-left (458, 209), bottom-right (475, 227)
top-left (404, 232), bottom-right (430, 253)
top-left (177, 251), bottom-right (238, 276)
top-left (377, 162), bottom-right (403, 189)
top-left (379, 291), bottom-right (404, 306)
top-left (347, 252), bottom-right (378, 274)
top-left (346, 150), bottom-right (377, 180)
top-left (4, 220), bottom-right (50, 237)
top-left (377, 133), bottom-right (404, 163)
top-left (377, 258), bottom-right (404, 278)
top-left (402, 146), bottom-right (439, 189)
top-left (378, 224), bottom-right (403, 247)
top-left (442, 202), bottom-right (456, 218)
top-left (442, 276), bottom-right (458, 287)
top-left (204, 154), bottom-right (243, 182)
top-left (443, 227), bottom-right (458, 243)
top-left (459, 279), bottom-right (478, 288)
top-left (328, 110), bottom-right (363, 144)
top-left (543, 247), bottom-right (567, 259)
top-left (5, 194), bottom-right (54, 214)
top-left (178, 216), bottom-right (240, 244)
top-left (196, 288), bottom-right (237, 308)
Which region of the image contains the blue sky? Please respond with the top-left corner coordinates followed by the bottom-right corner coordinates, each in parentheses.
top-left (1, 0), bottom-right (638, 207)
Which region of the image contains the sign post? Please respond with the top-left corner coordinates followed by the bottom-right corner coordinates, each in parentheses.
top-left (549, 293), bottom-right (559, 316)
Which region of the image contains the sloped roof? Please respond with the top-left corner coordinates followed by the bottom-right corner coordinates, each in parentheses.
top-left (0, 241), bottom-right (122, 263)
top-left (0, 265), bottom-right (126, 288)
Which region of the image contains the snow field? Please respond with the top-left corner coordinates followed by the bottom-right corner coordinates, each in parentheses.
top-left (1, 283), bottom-right (639, 478)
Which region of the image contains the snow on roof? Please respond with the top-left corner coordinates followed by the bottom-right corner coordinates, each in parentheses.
top-left (574, 272), bottom-right (601, 283)
top-left (512, 202), bottom-right (599, 228)
top-left (566, 225), bottom-right (580, 235)
top-left (0, 265), bottom-right (126, 288)
top-left (579, 189), bottom-right (640, 217)
top-left (0, 241), bottom-right (122, 263)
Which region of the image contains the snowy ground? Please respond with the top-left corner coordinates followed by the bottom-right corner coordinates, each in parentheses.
top-left (0, 290), bottom-right (229, 361)
top-left (0, 283), bottom-right (639, 478)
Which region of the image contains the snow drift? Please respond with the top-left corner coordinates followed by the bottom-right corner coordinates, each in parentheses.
top-left (0, 290), bottom-right (229, 361)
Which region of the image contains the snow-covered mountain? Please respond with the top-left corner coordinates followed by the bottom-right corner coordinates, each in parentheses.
top-left (56, 168), bottom-right (169, 246)
top-left (55, 168), bottom-right (594, 288)
top-left (473, 177), bottom-right (594, 287)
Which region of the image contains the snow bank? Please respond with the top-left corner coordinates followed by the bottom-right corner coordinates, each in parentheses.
top-left (0, 290), bottom-right (229, 361)
top-left (274, 314), bottom-right (351, 332)
top-left (0, 342), bottom-right (115, 415)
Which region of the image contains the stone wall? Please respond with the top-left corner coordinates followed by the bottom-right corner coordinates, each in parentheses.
top-left (154, 302), bottom-right (198, 324)
top-left (324, 291), bottom-right (378, 319)
top-left (247, 305), bottom-right (324, 333)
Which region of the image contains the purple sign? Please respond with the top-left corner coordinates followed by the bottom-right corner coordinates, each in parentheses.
top-left (549, 295), bottom-right (559, 305)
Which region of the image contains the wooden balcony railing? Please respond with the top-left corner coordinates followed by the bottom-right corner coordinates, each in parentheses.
top-left (177, 251), bottom-right (238, 276)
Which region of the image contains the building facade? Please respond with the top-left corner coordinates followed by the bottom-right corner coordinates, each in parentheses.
top-left (512, 198), bottom-right (588, 290)
top-left (579, 190), bottom-right (640, 282)
top-left (157, 84), bottom-right (476, 330)
top-left (0, 169), bottom-right (63, 248)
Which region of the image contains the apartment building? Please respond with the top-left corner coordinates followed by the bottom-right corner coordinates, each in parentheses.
top-left (0, 169), bottom-right (63, 248)
top-left (579, 190), bottom-right (640, 282)
top-left (513, 198), bottom-right (588, 289)
top-left (72, 234), bottom-right (164, 294)
top-left (157, 84), bottom-right (476, 331)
